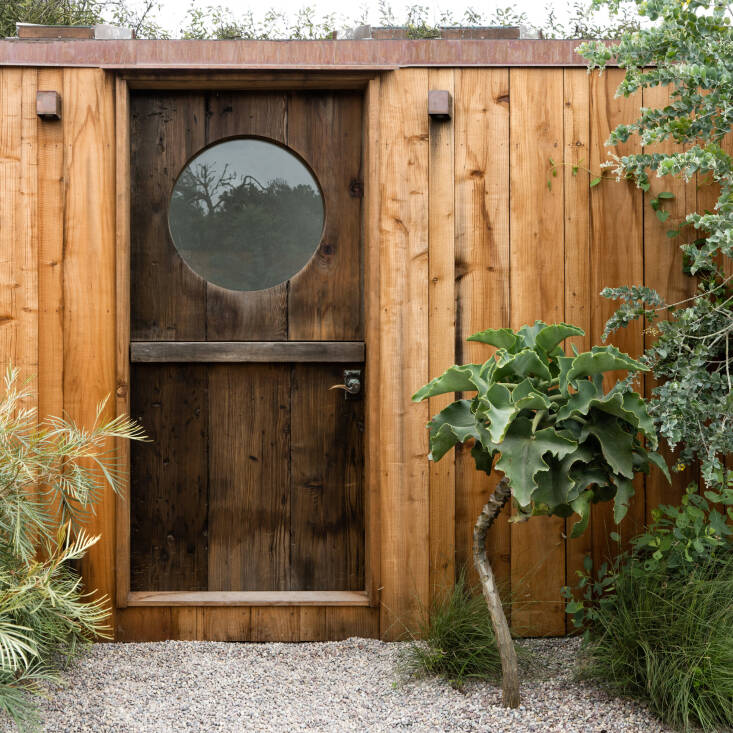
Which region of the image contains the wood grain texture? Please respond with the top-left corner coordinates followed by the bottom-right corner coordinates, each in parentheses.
top-left (130, 92), bottom-right (206, 341)
top-left (427, 68), bottom-right (456, 604)
top-left (130, 340), bottom-right (365, 362)
top-left (130, 365), bottom-right (209, 591)
top-left (0, 69), bottom-right (23, 376)
top-left (363, 77), bottom-right (382, 607)
top-left (62, 69), bottom-right (117, 620)
top-left (290, 364), bottom-right (364, 590)
top-left (453, 68), bottom-right (511, 596)
top-left (562, 68), bottom-right (593, 617)
top-left (115, 76), bottom-right (131, 608)
top-left (377, 69), bottom-right (430, 639)
top-left (509, 68), bottom-right (566, 636)
top-left (287, 92), bottom-right (364, 340)
top-left (207, 365), bottom-right (291, 591)
top-left (17, 68), bottom-right (38, 412)
top-left (204, 92), bottom-right (288, 341)
top-left (127, 590), bottom-right (370, 606)
top-left (589, 69), bottom-right (645, 560)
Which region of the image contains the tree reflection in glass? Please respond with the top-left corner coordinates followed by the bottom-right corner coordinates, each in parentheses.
top-left (168, 139), bottom-right (324, 292)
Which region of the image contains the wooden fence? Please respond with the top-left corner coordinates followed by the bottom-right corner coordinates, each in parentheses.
top-left (0, 55), bottom-right (707, 639)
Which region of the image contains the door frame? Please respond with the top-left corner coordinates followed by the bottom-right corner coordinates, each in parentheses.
top-left (113, 73), bottom-right (381, 611)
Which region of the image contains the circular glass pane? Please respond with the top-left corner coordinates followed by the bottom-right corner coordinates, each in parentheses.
top-left (168, 138), bottom-right (324, 292)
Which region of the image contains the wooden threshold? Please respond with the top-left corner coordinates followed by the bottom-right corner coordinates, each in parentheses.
top-left (130, 340), bottom-right (365, 363)
top-left (126, 590), bottom-right (372, 607)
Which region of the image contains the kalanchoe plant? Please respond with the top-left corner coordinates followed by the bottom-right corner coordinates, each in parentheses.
top-left (413, 321), bottom-right (668, 708)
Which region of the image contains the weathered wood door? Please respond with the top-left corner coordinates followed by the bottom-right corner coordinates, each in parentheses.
top-left (128, 90), bottom-right (364, 595)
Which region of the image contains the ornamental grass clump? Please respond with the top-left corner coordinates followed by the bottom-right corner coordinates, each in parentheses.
top-left (413, 321), bottom-right (666, 707)
top-left (0, 368), bottom-right (145, 731)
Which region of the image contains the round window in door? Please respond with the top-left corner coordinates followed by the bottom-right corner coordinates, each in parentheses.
top-left (168, 138), bottom-right (325, 292)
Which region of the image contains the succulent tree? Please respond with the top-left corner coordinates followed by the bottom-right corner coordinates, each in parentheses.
top-left (413, 321), bottom-right (668, 707)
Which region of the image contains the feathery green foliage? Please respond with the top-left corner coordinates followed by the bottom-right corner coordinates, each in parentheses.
top-left (568, 547), bottom-right (733, 732)
top-left (579, 0), bottom-right (733, 490)
top-left (400, 571), bottom-right (528, 687)
top-left (0, 368), bottom-right (145, 731)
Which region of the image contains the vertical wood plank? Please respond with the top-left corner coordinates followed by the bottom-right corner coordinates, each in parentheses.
top-left (427, 68), bottom-right (456, 604)
top-left (363, 77), bottom-right (381, 606)
top-left (0, 69), bottom-right (23, 376)
top-left (37, 68), bottom-right (65, 423)
top-left (251, 608), bottom-right (300, 641)
top-left (207, 365), bottom-right (290, 591)
top-left (115, 77), bottom-right (131, 609)
top-left (453, 68), bottom-right (511, 595)
top-left (378, 69), bottom-right (430, 639)
top-left (563, 68), bottom-right (593, 614)
top-left (287, 92), bottom-right (364, 341)
top-left (17, 68), bottom-right (38, 411)
top-left (509, 68), bottom-right (566, 636)
top-left (589, 69), bottom-right (645, 562)
top-left (204, 92), bottom-right (288, 341)
top-left (130, 93), bottom-right (206, 341)
top-left (643, 83), bottom-right (698, 516)
top-left (130, 365), bottom-right (208, 591)
top-left (63, 69), bottom-right (117, 621)
top-left (290, 364), bottom-right (364, 591)
top-left (200, 608), bottom-right (251, 641)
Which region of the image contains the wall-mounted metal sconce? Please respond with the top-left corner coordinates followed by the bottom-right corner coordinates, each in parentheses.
top-left (428, 90), bottom-right (452, 120)
top-left (36, 91), bottom-right (62, 121)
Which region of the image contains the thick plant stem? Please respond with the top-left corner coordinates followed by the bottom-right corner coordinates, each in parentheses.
top-left (472, 476), bottom-right (520, 708)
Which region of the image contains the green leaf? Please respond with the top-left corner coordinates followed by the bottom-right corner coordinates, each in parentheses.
top-left (612, 475), bottom-right (635, 524)
top-left (580, 412), bottom-right (635, 479)
top-left (427, 400), bottom-right (482, 461)
top-left (412, 363), bottom-right (487, 401)
top-left (569, 490), bottom-right (593, 538)
top-left (466, 327), bottom-right (520, 351)
top-left (494, 417), bottom-right (577, 508)
top-left (479, 384), bottom-right (518, 443)
top-left (566, 345), bottom-right (648, 384)
top-left (494, 348), bottom-right (552, 382)
top-left (535, 323), bottom-right (585, 353)
top-left (589, 176), bottom-right (602, 187)
top-left (471, 441), bottom-right (496, 475)
top-left (516, 321), bottom-right (548, 349)
top-left (655, 209), bottom-right (670, 223)
top-left (656, 191), bottom-right (675, 200)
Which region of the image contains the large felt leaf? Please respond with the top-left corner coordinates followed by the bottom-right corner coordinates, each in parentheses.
top-left (478, 384), bottom-right (518, 443)
top-left (412, 363), bottom-right (488, 402)
top-left (471, 441), bottom-right (496, 475)
top-left (516, 321), bottom-right (548, 349)
top-left (612, 475), bottom-right (635, 524)
top-left (494, 417), bottom-right (577, 508)
top-left (467, 327), bottom-right (520, 352)
top-left (566, 345), bottom-right (648, 384)
top-left (494, 349), bottom-right (552, 382)
top-left (557, 355), bottom-right (575, 394)
top-left (555, 381), bottom-right (654, 443)
top-left (580, 412), bottom-right (636, 478)
top-left (533, 445), bottom-right (596, 510)
top-left (428, 399), bottom-right (483, 461)
top-left (535, 323), bottom-right (585, 353)
top-left (646, 450), bottom-right (671, 482)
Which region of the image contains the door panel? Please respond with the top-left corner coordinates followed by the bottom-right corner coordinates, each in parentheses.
top-left (130, 363), bottom-right (364, 592)
top-left (129, 88), bottom-right (365, 595)
top-left (130, 90), bottom-right (363, 342)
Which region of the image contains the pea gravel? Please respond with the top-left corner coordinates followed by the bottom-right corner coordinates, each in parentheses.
top-left (25, 637), bottom-right (673, 732)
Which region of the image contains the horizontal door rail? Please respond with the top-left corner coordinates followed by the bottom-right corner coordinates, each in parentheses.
top-left (130, 340), bottom-right (365, 363)
top-left (127, 590), bottom-right (372, 607)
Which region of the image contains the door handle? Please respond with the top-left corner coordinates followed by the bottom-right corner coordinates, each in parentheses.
top-left (329, 369), bottom-right (362, 400)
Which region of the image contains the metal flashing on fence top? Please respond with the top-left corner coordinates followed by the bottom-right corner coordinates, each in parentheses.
top-left (0, 38), bottom-right (597, 70)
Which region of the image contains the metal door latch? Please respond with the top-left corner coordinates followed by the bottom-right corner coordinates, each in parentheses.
top-left (329, 369), bottom-right (363, 400)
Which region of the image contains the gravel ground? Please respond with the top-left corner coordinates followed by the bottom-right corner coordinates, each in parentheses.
top-left (22, 637), bottom-right (673, 732)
